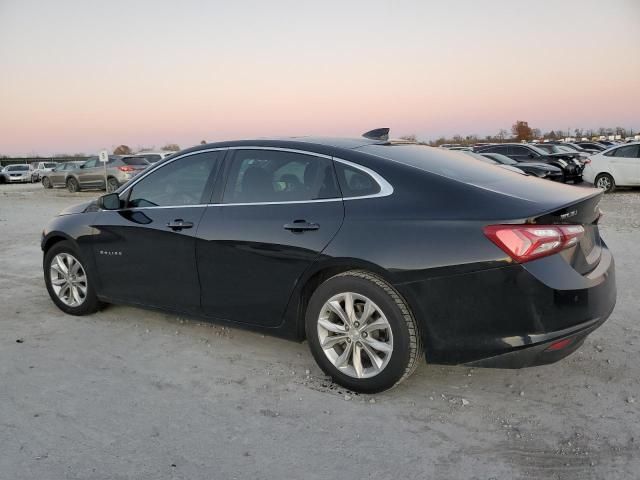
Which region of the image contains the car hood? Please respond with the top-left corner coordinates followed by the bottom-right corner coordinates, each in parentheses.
top-left (58, 200), bottom-right (96, 216)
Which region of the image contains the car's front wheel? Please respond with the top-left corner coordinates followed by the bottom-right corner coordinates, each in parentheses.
top-left (44, 241), bottom-right (102, 315)
top-left (42, 176), bottom-right (52, 189)
top-left (595, 173), bottom-right (615, 193)
top-left (305, 270), bottom-right (423, 393)
top-left (66, 177), bottom-right (80, 193)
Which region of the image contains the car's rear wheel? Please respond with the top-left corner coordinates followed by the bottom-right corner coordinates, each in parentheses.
top-left (42, 176), bottom-right (52, 189)
top-left (595, 173), bottom-right (615, 193)
top-left (106, 177), bottom-right (119, 193)
top-left (67, 177), bottom-right (80, 193)
top-left (305, 270), bottom-right (423, 393)
top-left (44, 241), bottom-right (101, 315)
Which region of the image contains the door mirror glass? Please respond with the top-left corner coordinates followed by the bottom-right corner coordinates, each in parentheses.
top-left (99, 193), bottom-right (121, 210)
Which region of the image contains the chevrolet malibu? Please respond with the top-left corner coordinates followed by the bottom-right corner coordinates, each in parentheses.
top-left (41, 133), bottom-right (616, 392)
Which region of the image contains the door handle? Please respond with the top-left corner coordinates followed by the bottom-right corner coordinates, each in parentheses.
top-left (283, 220), bottom-right (320, 233)
top-left (167, 219), bottom-right (194, 231)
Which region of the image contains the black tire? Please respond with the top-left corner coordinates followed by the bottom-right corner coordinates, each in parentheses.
top-left (43, 240), bottom-right (102, 315)
top-left (67, 177), bottom-right (80, 193)
top-left (42, 176), bottom-right (52, 189)
top-left (594, 173), bottom-right (615, 193)
top-left (106, 177), bottom-right (119, 193)
top-left (305, 270), bottom-right (423, 393)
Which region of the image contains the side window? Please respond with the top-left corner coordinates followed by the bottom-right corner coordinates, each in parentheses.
top-left (127, 151), bottom-right (220, 207)
top-left (509, 146), bottom-right (530, 156)
top-left (610, 145), bottom-right (640, 158)
top-left (334, 162), bottom-right (380, 198)
top-left (223, 150), bottom-right (340, 203)
top-left (83, 158), bottom-right (98, 168)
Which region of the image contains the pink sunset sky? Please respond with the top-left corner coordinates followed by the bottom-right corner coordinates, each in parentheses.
top-left (1, 0), bottom-right (638, 155)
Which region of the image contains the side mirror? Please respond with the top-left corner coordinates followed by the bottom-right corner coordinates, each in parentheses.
top-left (98, 193), bottom-right (121, 210)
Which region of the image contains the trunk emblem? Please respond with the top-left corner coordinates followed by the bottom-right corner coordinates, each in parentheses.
top-left (560, 210), bottom-right (578, 220)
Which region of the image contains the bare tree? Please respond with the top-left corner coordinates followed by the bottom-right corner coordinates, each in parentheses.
top-left (162, 143), bottom-right (180, 151)
top-left (399, 134), bottom-right (417, 142)
top-left (497, 129), bottom-right (508, 142)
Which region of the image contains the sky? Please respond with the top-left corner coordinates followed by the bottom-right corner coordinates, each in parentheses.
top-left (0, 0), bottom-right (639, 155)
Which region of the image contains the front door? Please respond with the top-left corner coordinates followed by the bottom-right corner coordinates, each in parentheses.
top-left (197, 148), bottom-right (344, 327)
top-left (91, 150), bottom-right (223, 311)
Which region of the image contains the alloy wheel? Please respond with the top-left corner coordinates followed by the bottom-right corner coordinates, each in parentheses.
top-left (50, 253), bottom-right (88, 307)
top-left (317, 292), bottom-right (393, 379)
top-left (596, 176), bottom-right (612, 191)
top-left (106, 178), bottom-right (119, 193)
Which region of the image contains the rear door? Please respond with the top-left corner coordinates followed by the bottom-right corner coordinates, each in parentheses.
top-left (77, 158), bottom-right (103, 188)
top-left (91, 150), bottom-right (223, 310)
top-left (196, 148), bottom-right (344, 327)
top-left (604, 144), bottom-right (640, 185)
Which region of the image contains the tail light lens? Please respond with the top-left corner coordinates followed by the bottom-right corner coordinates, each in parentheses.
top-left (118, 166), bottom-right (135, 172)
top-left (483, 224), bottom-right (585, 263)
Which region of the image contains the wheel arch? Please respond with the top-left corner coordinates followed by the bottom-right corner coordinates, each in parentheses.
top-left (285, 258), bottom-right (428, 347)
top-left (42, 232), bottom-right (76, 253)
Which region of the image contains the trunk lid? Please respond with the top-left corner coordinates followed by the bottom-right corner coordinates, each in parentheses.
top-left (531, 191), bottom-right (603, 275)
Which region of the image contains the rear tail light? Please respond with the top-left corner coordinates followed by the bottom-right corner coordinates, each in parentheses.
top-left (118, 166), bottom-right (135, 172)
top-left (483, 224), bottom-right (585, 263)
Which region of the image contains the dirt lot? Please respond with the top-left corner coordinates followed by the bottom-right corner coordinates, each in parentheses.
top-left (1, 182), bottom-right (638, 480)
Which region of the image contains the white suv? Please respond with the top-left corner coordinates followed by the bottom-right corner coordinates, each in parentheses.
top-left (583, 142), bottom-right (640, 192)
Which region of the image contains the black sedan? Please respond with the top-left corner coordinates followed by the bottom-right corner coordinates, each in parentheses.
top-left (475, 143), bottom-right (584, 182)
top-left (479, 152), bottom-right (564, 181)
top-left (41, 133), bottom-right (616, 392)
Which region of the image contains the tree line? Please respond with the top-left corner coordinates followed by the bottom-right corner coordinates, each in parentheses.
top-left (411, 121), bottom-right (638, 147)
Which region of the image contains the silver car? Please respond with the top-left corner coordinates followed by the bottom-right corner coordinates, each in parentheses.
top-left (31, 161), bottom-right (59, 182)
top-left (0, 164), bottom-right (31, 183)
top-left (62, 156), bottom-right (150, 193)
top-left (41, 161), bottom-right (85, 189)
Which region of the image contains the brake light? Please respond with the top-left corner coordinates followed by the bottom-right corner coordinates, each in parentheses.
top-left (483, 224), bottom-right (585, 263)
top-left (118, 166), bottom-right (135, 172)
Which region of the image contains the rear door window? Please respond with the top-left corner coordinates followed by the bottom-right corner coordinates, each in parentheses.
top-left (608, 145), bottom-right (640, 158)
top-left (223, 150), bottom-right (340, 203)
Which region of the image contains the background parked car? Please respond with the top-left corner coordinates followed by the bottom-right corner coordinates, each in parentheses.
top-left (475, 143), bottom-right (583, 183)
top-left (576, 142), bottom-right (606, 152)
top-left (462, 151), bottom-right (527, 175)
top-left (30, 161), bottom-right (59, 182)
top-left (0, 164), bottom-right (31, 183)
top-left (132, 151), bottom-right (174, 164)
top-left (583, 142), bottom-right (640, 192)
top-left (41, 161), bottom-right (86, 189)
top-left (64, 156), bottom-right (150, 193)
top-left (479, 152), bottom-right (564, 181)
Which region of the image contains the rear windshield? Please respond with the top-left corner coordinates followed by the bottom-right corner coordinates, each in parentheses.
top-left (122, 157), bottom-right (149, 166)
top-left (358, 144), bottom-right (522, 185)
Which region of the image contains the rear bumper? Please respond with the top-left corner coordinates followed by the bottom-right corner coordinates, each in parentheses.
top-left (465, 311), bottom-right (611, 368)
top-left (395, 243), bottom-right (616, 367)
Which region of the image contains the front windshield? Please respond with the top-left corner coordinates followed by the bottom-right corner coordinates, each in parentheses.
top-left (8, 165), bottom-right (29, 171)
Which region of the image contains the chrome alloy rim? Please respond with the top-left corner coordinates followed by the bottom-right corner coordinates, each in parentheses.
top-left (596, 176), bottom-right (611, 190)
top-left (50, 253), bottom-right (87, 307)
top-left (317, 292), bottom-right (393, 379)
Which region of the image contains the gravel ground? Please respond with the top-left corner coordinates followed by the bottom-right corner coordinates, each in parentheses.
top-left (1, 182), bottom-right (638, 480)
